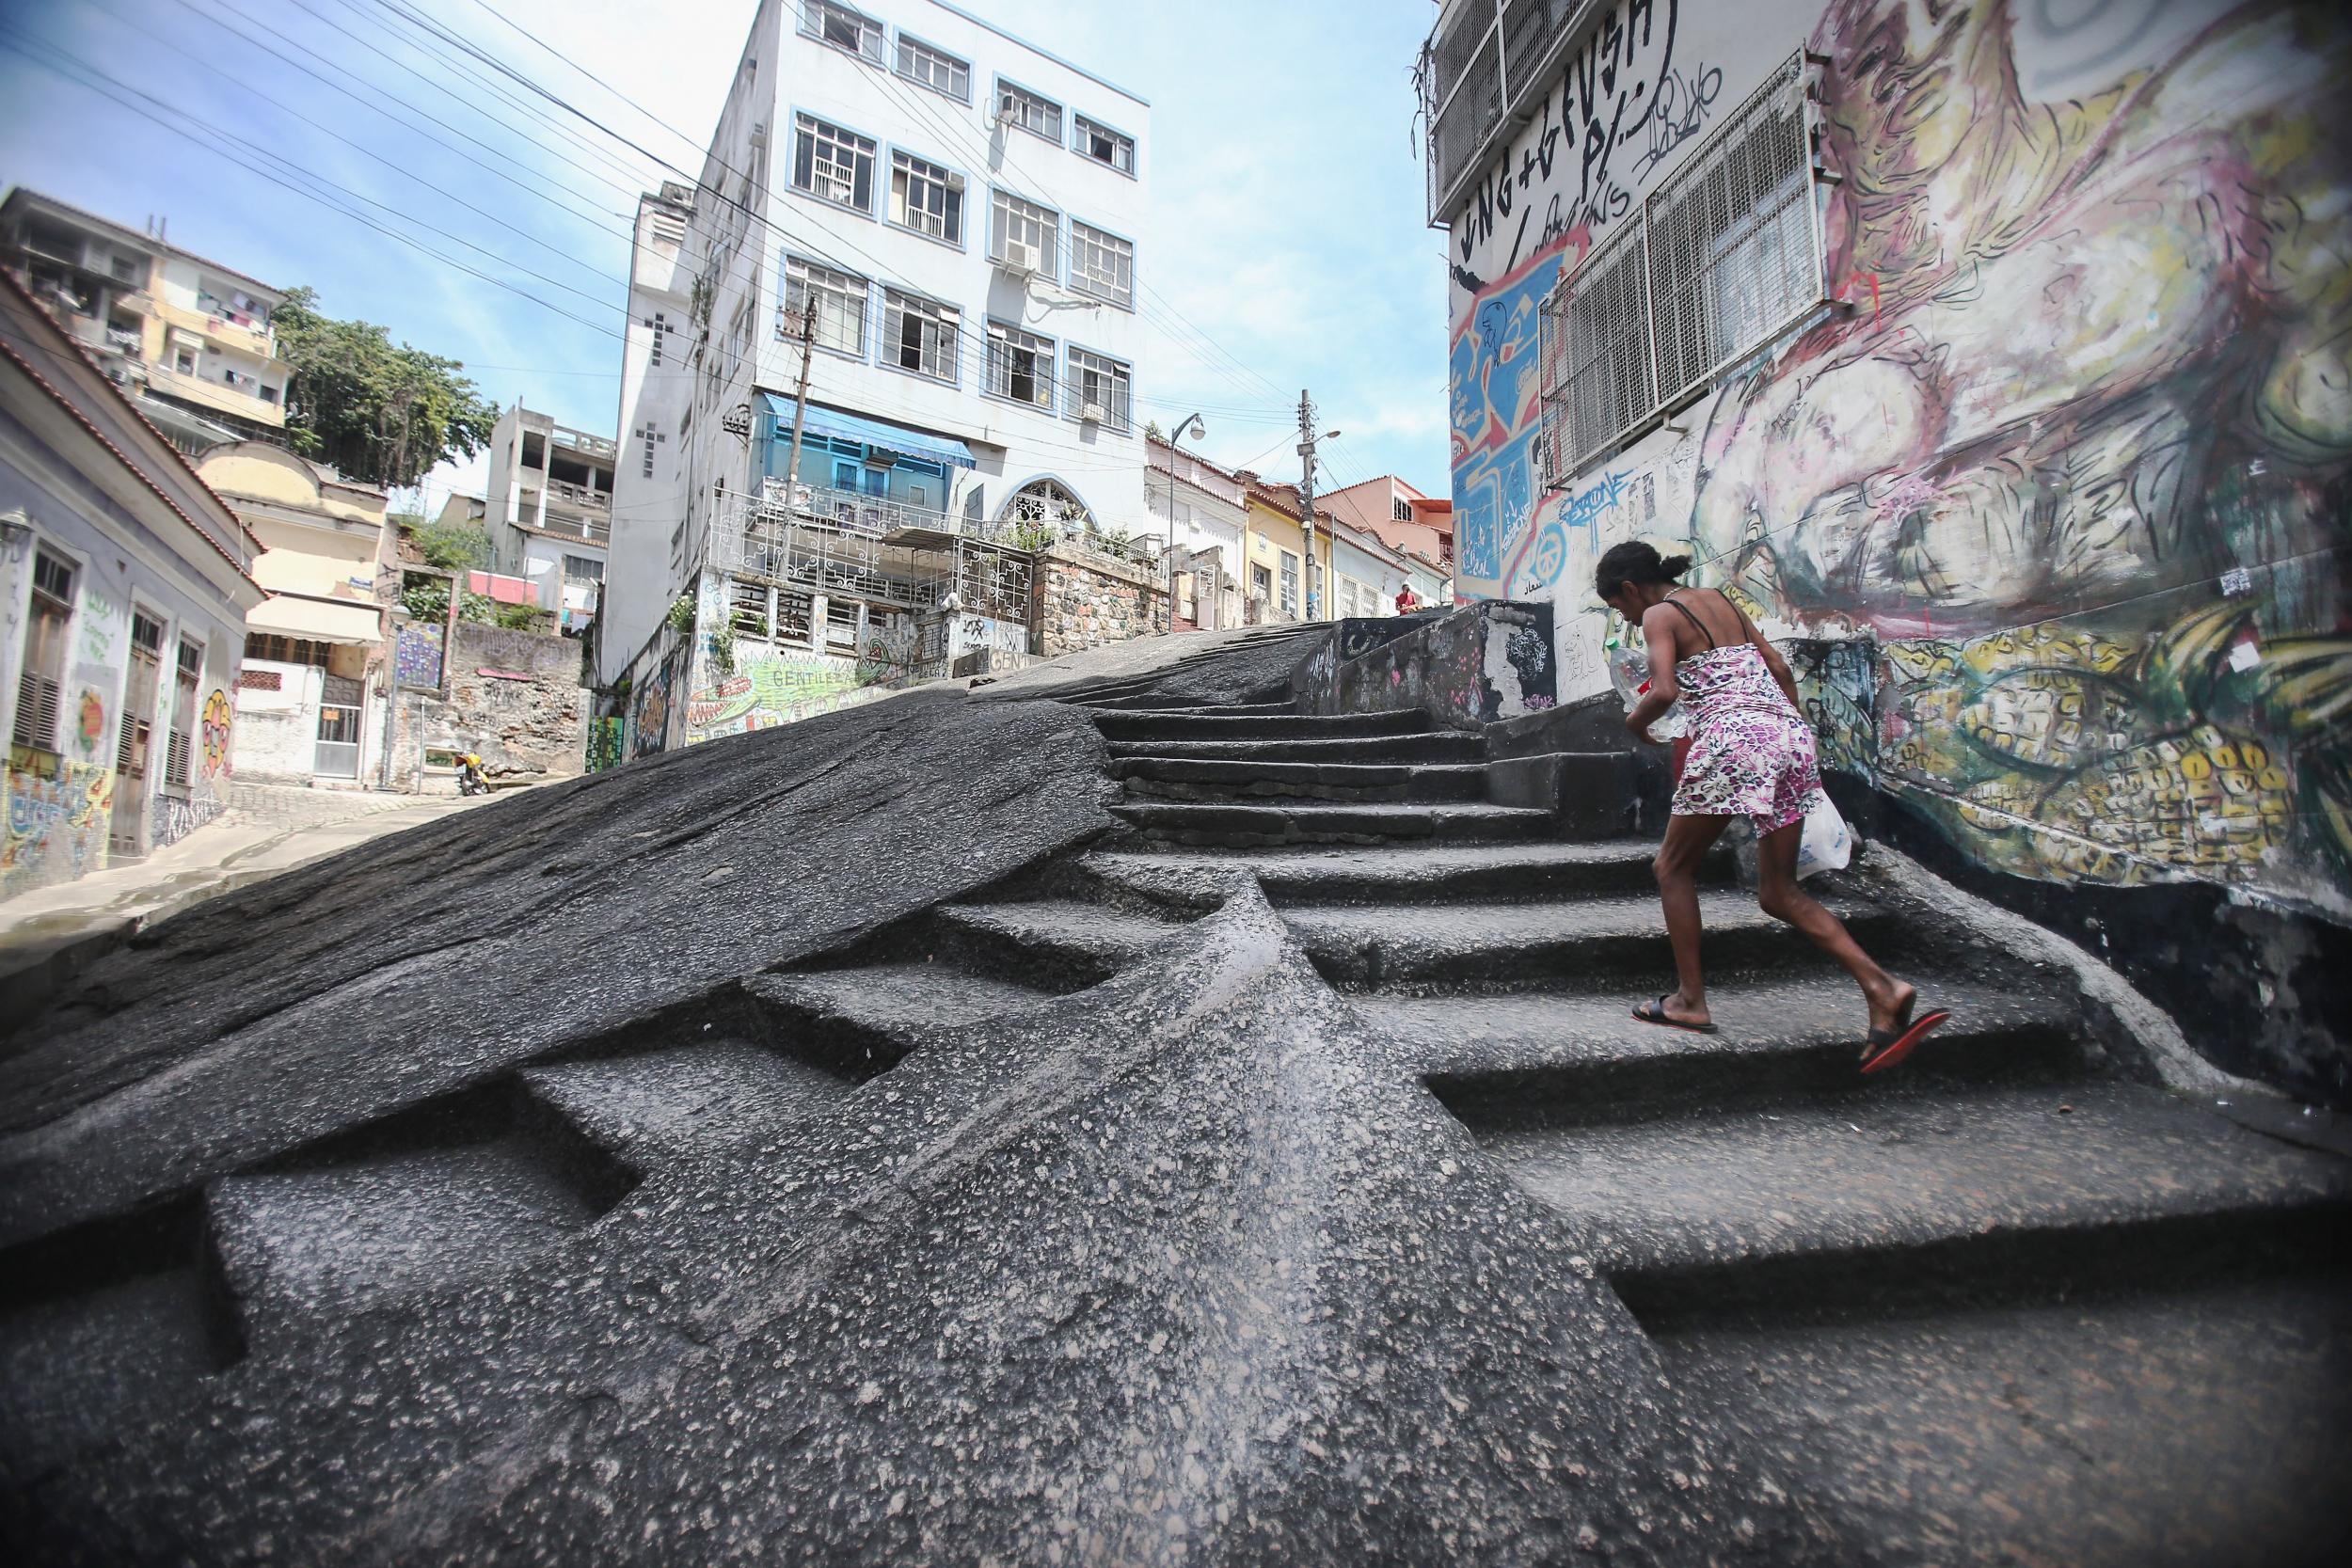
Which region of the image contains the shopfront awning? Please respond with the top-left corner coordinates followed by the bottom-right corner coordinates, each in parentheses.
top-left (762, 394), bottom-right (976, 468)
top-left (248, 594), bottom-right (383, 643)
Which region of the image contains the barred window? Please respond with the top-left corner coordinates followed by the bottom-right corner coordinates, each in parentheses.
top-left (1068, 221), bottom-right (1133, 309)
top-left (990, 189), bottom-right (1059, 275)
top-left (985, 321), bottom-right (1054, 408)
top-left (897, 36), bottom-right (969, 102)
top-left (889, 151), bottom-right (963, 245)
top-left (1066, 347), bottom-right (1131, 433)
top-left (799, 1), bottom-right (882, 62)
top-left (791, 112), bottom-right (875, 212)
top-left (1537, 53), bottom-right (1820, 483)
top-left (164, 637), bottom-right (201, 788)
top-left (1073, 116), bottom-right (1135, 174)
top-left (995, 80), bottom-right (1061, 143)
top-left (783, 256), bottom-right (868, 356)
top-left (884, 291), bottom-right (960, 383)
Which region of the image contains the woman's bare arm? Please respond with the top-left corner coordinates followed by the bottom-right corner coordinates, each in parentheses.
top-left (1626, 605), bottom-right (1682, 738)
top-left (1728, 596), bottom-right (1803, 709)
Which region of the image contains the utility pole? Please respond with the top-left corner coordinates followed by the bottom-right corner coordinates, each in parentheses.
top-left (782, 297), bottom-right (817, 496)
top-left (1295, 388), bottom-right (1322, 621)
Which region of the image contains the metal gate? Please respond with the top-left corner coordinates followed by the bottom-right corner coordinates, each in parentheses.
top-left (315, 693), bottom-right (362, 778)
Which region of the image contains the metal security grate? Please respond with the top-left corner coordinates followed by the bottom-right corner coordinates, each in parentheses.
top-left (1535, 50), bottom-right (1821, 488)
top-left (1645, 54), bottom-right (1817, 408)
top-left (1541, 217), bottom-right (1657, 479)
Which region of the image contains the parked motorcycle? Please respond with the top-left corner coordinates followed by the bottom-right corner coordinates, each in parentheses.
top-left (456, 752), bottom-right (491, 797)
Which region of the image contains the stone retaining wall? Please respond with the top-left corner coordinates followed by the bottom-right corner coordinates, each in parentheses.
top-left (1033, 544), bottom-right (1169, 658)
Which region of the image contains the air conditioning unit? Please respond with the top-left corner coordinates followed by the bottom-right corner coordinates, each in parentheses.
top-left (946, 171), bottom-right (966, 191)
top-left (1080, 403), bottom-right (1105, 424)
top-left (996, 243), bottom-right (1040, 277)
top-left (748, 120), bottom-right (767, 148)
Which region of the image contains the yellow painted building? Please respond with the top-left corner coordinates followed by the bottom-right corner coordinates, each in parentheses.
top-left (194, 443), bottom-right (391, 784)
top-left (1240, 481), bottom-right (1333, 624)
top-left (0, 189), bottom-right (291, 451)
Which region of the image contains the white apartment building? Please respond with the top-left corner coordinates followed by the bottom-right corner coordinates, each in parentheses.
top-left (483, 403), bottom-right (614, 634)
top-left (599, 0), bottom-right (1152, 737)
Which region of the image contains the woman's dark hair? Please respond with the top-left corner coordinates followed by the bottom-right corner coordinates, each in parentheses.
top-left (1594, 541), bottom-right (1692, 599)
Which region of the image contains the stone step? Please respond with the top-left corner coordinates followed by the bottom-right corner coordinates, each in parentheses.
top-left (927, 899), bottom-right (1191, 980)
top-left (1468, 1079), bottom-right (2352, 1283)
top-left (1281, 890), bottom-right (1898, 989)
top-left (1111, 757), bottom-right (1489, 803)
top-left (1406, 973), bottom-right (2085, 1113)
top-left (207, 1091), bottom-right (635, 1335)
top-left (758, 963), bottom-right (1060, 1032)
top-left (1087, 838), bottom-right (1729, 908)
top-left (1074, 695), bottom-right (1299, 716)
top-left (1103, 733), bottom-right (1488, 764)
top-left (519, 1040), bottom-right (852, 1164)
top-left (1090, 709), bottom-right (1435, 742)
top-left (1109, 800), bottom-right (1556, 848)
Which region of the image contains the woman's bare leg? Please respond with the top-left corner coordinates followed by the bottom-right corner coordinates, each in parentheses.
top-left (1753, 819), bottom-right (1914, 1034)
top-left (1652, 813), bottom-right (1730, 1026)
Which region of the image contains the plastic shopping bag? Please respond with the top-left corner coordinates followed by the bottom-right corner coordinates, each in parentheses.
top-left (1794, 790), bottom-right (1851, 879)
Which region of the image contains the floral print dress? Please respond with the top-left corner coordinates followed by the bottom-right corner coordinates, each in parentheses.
top-left (1664, 618), bottom-right (1822, 833)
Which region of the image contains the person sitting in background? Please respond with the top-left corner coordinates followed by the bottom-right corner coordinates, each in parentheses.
top-left (1394, 585), bottom-right (1422, 615)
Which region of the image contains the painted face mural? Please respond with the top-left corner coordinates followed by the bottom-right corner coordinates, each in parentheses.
top-left (1451, 0), bottom-right (2352, 903)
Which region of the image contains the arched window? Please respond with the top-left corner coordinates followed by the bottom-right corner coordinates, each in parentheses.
top-left (999, 478), bottom-right (1091, 530)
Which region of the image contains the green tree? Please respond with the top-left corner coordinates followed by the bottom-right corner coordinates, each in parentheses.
top-left (411, 520), bottom-right (491, 572)
top-left (272, 287), bottom-right (499, 488)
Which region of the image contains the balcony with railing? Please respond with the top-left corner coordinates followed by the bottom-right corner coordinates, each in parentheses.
top-left (1421, 0), bottom-right (1597, 225)
top-left (549, 424), bottom-right (618, 461)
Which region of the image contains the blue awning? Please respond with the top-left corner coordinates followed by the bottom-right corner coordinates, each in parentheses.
top-left (761, 394), bottom-right (976, 469)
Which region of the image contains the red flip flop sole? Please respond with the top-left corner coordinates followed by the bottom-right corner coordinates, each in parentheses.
top-left (1860, 1010), bottom-right (1951, 1074)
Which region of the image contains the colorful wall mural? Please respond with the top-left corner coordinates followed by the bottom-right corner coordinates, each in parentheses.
top-left (586, 716), bottom-right (624, 774)
top-left (1446, 0), bottom-right (2352, 915)
top-left (682, 652), bottom-right (899, 745)
top-left (2, 749), bottom-right (115, 898)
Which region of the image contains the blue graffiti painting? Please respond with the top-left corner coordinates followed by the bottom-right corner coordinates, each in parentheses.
top-left (1449, 245), bottom-right (1570, 585)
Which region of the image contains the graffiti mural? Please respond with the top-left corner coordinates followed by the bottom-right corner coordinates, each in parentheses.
top-left (586, 716), bottom-right (623, 774)
top-left (683, 653), bottom-right (891, 744)
top-left (394, 622), bottom-right (445, 689)
top-left (1449, 0), bottom-right (2352, 910)
top-left (2, 749), bottom-right (114, 897)
top-left (200, 689), bottom-right (232, 777)
top-left (628, 656), bottom-right (675, 759)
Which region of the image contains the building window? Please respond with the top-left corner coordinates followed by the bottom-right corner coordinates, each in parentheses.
top-left (783, 256), bottom-right (869, 356)
top-left (10, 549), bottom-right (75, 752)
top-left (792, 112), bottom-right (876, 212)
top-left (994, 80), bottom-right (1061, 143)
top-left (1004, 478), bottom-right (1089, 528)
top-left (1073, 116), bottom-right (1135, 174)
top-left (989, 189), bottom-right (1058, 276)
top-left (245, 633), bottom-right (337, 667)
top-left (1068, 221), bottom-right (1134, 309)
top-left (1279, 552), bottom-right (1300, 619)
top-left (164, 637), bottom-right (201, 789)
top-left (1538, 54), bottom-right (1820, 480)
top-left (798, 0), bottom-right (882, 62)
top-left (1250, 562), bottom-right (1273, 607)
top-left (985, 321), bottom-right (1054, 409)
top-left (109, 253), bottom-right (140, 283)
top-left (563, 554), bottom-right (604, 587)
top-left (897, 36), bottom-right (970, 102)
top-left (1066, 347), bottom-right (1132, 433)
top-left (174, 348), bottom-right (197, 375)
top-left (1392, 496), bottom-right (1413, 523)
top-left (117, 610), bottom-right (165, 778)
top-left (645, 310), bottom-right (668, 367)
top-left (635, 420), bottom-right (665, 479)
top-left (888, 151), bottom-right (963, 245)
top-left (883, 290), bottom-right (960, 383)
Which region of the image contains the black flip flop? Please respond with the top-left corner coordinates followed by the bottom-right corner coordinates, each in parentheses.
top-left (1632, 994), bottom-right (1719, 1035)
top-left (1860, 1006), bottom-right (1951, 1074)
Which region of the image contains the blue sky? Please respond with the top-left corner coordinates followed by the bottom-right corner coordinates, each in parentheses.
top-left (0, 0), bottom-right (1451, 514)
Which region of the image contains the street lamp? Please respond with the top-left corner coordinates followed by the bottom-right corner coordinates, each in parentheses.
top-left (1167, 414), bottom-right (1209, 628)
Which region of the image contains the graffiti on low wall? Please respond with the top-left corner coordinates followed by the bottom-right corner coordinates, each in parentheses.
top-left (683, 653), bottom-right (894, 744)
top-left (2, 749), bottom-right (114, 897)
top-left (200, 689), bottom-right (232, 777)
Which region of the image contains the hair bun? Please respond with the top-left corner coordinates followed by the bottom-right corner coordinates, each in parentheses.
top-left (1660, 553), bottom-right (1692, 578)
